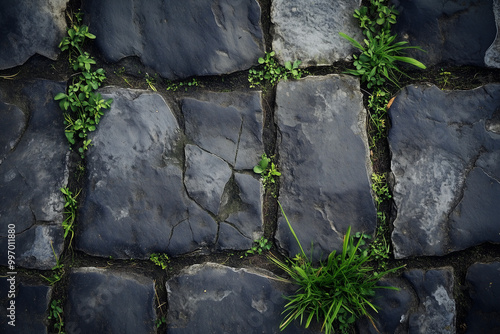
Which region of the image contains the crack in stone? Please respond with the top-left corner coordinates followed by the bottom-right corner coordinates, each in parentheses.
top-left (445, 148), bottom-right (484, 226)
top-left (233, 115), bottom-right (244, 167)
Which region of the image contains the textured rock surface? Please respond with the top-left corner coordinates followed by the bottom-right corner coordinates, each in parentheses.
top-left (271, 0), bottom-right (362, 66)
top-left (276, 75), bottom-right (376, 260)
top-left (0, 280), bottom-right (52, 332)
top-left (77, 88), bottom-right (218, 259)
top-left (166, 262), bottom-right (320, 333)
top-left (82, 0), bottom-right (265, 80)
top-left (357, 277), bottom-right (415, 334)
top-left (358, 268), bottom-right (455, 334)
top-left (465, 262), bottom-right (500, 333)
top-left (393, 0), bottom-right (496, 67)
top-left (0, 80), bottom-right (68, 269)
top-left (485, 0), bottom-right (500, 67)
top-left (78, 88), bottom-right (264, 259)
top-left (65, 268), bottom-right (156, 334)
top-left (0, 0), bottom-right (68, 69)
top-left (404, 268), bottom-right (456, 334)
top-left (182, 91), bottom-right (264, 170)
top-left (389, 84), bottom-right (500, 258)
top-left (182, 91), bottom-right (265, 250)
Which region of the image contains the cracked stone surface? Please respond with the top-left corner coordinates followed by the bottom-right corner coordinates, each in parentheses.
top-left (389, 84), bottom-right (500, 258)
top-left (358, 268), bottom-right (455, 334)
top-left (82, 0), bottom-right (265, 80)
top-left (184, 144), bottom-right (232, 216)
top-left (78, 88), bottom-right (264, 259)
top-left (0, 80), bottom-right (68, 270)
top-left (393, 0), bottom-right (497, 67)
top-left (0, 279), bottom-right (52, 332)
top-left (182, 91), bottom-right (265, 250)
top-left (0, 0), bottom-right (68, 70)
top-left (276, 74), bottom-right (376, 260)
top-left (271, 0), bottom-right (362, 66)
top-left (65, 267), bottom-right (156, 334)
top-left (182, 91), bottom-right (264, 170)
top-left (166, 262), bottom-right (321, 333)
top-left (77, 88), bottom-right (218, 259)
top-left (465, 262), bottom-right (500, 332)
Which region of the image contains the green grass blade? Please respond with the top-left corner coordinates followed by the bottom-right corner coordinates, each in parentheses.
top-left (392, 56), bottom-right (427, 69)
top-left (339, 32), bottom-right (365, 51)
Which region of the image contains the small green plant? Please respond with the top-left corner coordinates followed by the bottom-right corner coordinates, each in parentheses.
top-left (253, 154), bottom-right (281, 189)
top-left (248, 51), bottom-right (305, 88)
top-left (437, 68), bottom-right (457, 90)
top-left (244, 236), bottom-right (272, 257)
top-left (145, 73), bottom-right (158, 92)
top-left (270, 201), bottom-right (402, 333)
top-left (340, 0), bottom-right (426, 89)
top-left (150, 253), bottom-right (170, 270)
top-left (367, 89), bottom-right (390, 150)
top-left (166, 78), bottom-right (199, 92)
top-left (55, 11), bottom-right (112, 158)
top-left (371, 173), bottom-right (391, 207)
top-left (60, 187), bottom-right (80, 246)
top-left (41, 241), bottom-right (65, 285)
top-left (156, 316), bottom-right (166, 328)
top-left (48, 299), bottom-right (65, 334)
top-left (58, 11), bottom-right (95, 63)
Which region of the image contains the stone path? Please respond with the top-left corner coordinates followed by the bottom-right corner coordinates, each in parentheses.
top-left (1, 1), bottom-right (500, 333)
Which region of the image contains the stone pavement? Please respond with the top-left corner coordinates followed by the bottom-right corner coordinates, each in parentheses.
top-left (1, 0), bottom-right (500, 333)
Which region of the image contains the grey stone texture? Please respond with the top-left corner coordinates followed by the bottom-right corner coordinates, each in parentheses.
top-left (276, 75), bottom-right (376, 260)
top-left (77, 88), bottom-right (218, 259)
top-left (0, 0), bottom-right (68, 70)
top-left (82, 0), bottom-right (265, 80)
top-left (485, 0), bottom-right (500, 67)
top-left (389, 84), bottom-right (500, 258)
top-left (465, 262), bottom-right (500, 333)
top-left (77, 88), bottom-right (264, 259)
top-left (0, 80), bottom-right (68, 270)
top-left (404, 268), bottom-right (456, 334)
top-left (358, 268), bottom-right (455, 334)
top-left (271, 0), bottom-right (362, 66)
top-left (0, 279), bottom-right (52, 332)
top-left (65, 267), bottom-right (156, 334)
top-left (393, 0), bottom-right (497, 67)
top-left (166, 262), bottom-right (320, 333)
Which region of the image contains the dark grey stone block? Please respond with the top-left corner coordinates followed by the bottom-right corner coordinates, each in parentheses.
top-left (276, 75), bottom-right (376, 260)
top-left (65, 268), bottom-right (156, 334)
top-left (82, 0), bottom-right (265, 79)
top-left (389, 84), bottom-right (500, 258)
top-left (0, 80), bottom-right (68, 269)
top-left (0, 0), bottom-right (68, 69)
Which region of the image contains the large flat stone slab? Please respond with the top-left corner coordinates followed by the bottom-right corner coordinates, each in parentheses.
top-left (166, 262), bottom-right (320, 333)
top-left (0, 0), bottom-right (68, 69)
top-left (78, 89), bottom-right (264, 259)
top-left (357, 268), bottom-right (455, 334)
top-left (0, 279), bottom-right (52, 332)
top-left (0, 80), bottom-right (68, 270)
top-left (182, 91), bottom-right (265, 251)
top-left (77, 88), bottom-right (218, 259)
top-left (276, 75), bottom-right (376, 260)
top-left (394, 0), bottom-right (496, 67)
top-left (271, 0), bottom-right (362, 66)
top-left (465, 262), bottom-right (500, 332)
top-left (82, 0), bottom-right (265, 80)
top-left (65, 268), bottom-right (156, 334)
top-left (389, 84), bottom-right (500, 258)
